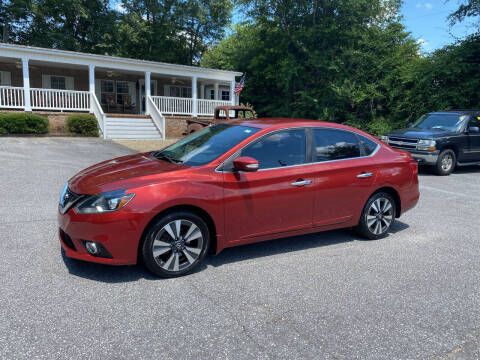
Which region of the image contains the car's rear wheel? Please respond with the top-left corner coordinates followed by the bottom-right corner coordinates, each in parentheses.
top-left (434, 149), bottom-right (456, 176)
top-left (142, 212), bottom-right (210, 278)
top-left (356, 192), bottom-right (396, 240)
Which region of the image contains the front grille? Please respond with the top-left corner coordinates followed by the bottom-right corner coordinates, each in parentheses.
top-left (59, 187), bottom-right (83, 214)
top-left (59, 228), bottom-right (76, 250)
top-left (388, 137), bottom-right (419, 150)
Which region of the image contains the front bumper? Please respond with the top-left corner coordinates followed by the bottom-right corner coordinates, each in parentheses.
top-left (58, 206), bottom-right (151, 265)
top-left (409, 150), bottom-right (439, 165)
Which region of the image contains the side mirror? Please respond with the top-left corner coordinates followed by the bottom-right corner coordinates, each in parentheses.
top-left (233, 156), bottom-right (259, 172)
top-left (468, 126), bottom-right (480, 133)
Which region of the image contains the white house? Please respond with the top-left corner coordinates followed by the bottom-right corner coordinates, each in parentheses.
top-left (0, 43), bottom-right (242, 139)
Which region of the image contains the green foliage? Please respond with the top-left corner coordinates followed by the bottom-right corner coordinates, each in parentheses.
top-left (202, 1), bottom-right (420, 135)
top-left (65, 114), bottom-right (99, 136)
top-left (448, 0), bottom-right (480, 25)
top-left (0, 113), bottom-right (49, 134)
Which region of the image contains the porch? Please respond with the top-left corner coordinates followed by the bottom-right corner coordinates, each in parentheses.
top-left (0, 44), bottom-right (241, 139)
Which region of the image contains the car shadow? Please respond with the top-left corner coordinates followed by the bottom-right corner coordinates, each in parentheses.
top-left (207, 221), bottom-right (409, 268)
top-left (418, 164), bottom-right (480, 176)
top-left (61, 220), bottom-right (409, 282)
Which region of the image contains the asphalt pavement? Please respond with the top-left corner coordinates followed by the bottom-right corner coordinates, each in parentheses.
top-left (1, 137), bottom-right (479, 360)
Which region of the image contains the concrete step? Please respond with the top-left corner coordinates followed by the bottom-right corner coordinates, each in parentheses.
top-left (107, 123), bottom-right (157, 129)
top-left (107, 128), bottom-right (160, 134)
top-left (107, 120), bottom-right (155, 126)
top-left (107, 134), bottom-right (162, 139)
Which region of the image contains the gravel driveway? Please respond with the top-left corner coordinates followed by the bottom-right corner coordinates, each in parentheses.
top-left (1, 137), bottom-right (479, 359)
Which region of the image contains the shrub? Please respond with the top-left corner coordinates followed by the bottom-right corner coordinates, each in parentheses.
top-left (66, 114), bottom-right (99, 136)
top-left (0, 113), bottom-right (49, 134)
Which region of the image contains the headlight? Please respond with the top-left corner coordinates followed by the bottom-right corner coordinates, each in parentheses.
top-left (417, 139), bottom-right (436, 151)
top-left (380, 135), bottom-right (389, 143)
top-left (74, 189), bottom-right (135, 214)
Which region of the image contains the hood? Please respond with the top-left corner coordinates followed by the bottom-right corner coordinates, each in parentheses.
top-left (386, 128), bottom-right (456, 139)
top-left (68, 153), bottom-right (189, 194)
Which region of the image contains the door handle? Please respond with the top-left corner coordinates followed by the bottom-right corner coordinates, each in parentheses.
top-left (291, 179), bottom-right (312, 187)
top-left (357, 172), bottom-right (373, 178)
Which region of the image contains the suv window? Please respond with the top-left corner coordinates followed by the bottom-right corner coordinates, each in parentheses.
top-left (358, 134), bottom-right (378, 156)
top-left (468, 116), bottom-right (480, 128)
top-left (241, 129), bottom-right (306, 169)
top-left (313, 129), bottom-right (361, 161)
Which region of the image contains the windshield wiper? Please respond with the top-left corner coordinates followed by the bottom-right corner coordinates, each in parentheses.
top-left (151, 151), bottom-right (183, 164)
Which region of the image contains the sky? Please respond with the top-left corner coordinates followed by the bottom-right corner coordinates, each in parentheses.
top-left (401, 0), bottom-right (479, 52)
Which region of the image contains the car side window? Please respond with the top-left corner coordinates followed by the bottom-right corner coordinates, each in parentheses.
top-left (468, 116), bottom-right (480, 128)
top-left (241, 129), bottom-right (306, 169)
top-left (313, 129), bottom-right (361, 162)
top-left (358, 134), bottom-right (379, 156)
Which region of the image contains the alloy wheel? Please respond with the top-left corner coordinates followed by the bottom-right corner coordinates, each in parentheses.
top-left (441, 154), bottom-right (453, 171)
top-left (152, 219), bottom-right (204, 272)
top-left (366, 197), bottom-right (394, 235)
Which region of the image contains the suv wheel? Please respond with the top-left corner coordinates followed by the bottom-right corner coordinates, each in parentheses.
top-left (356, 192), bottom-right (396, 240)
top-left (142, 212), bottom-right (210, 278)
top-left (434, 149), bottom-right (456, 176)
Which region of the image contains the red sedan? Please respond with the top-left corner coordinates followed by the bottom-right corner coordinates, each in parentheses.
top-left (58, 119), bottom-right (419, 277)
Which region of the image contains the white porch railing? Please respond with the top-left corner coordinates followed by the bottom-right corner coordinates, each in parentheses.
top-left (90, 93), bottom-right (106, 138)
top-left (197, 99), bottom-right (231, 116)
top-left (31, 88), bottom-right (90, 111)
top-left (0, 86), bottom-right (25, 108)
top-left (146, 95), bottom-right (166, 140)
top-left (152, 96), bottom-right (193, 115)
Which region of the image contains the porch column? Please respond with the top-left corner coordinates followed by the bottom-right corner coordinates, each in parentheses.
top-left (200, 84), bottom-right (205, 100)
top-left (88, 65), bottom-right (95, 113)
top-left (22, 58), bottom-right (31, 111)
top-left (145, 71), bottom-right (151, 97)
top-left (214, 83), bottom-right (219, 100)
top-left (230, 80), bottom-right (236, 105)
top-left (192, 76), bottom-right (198, 117)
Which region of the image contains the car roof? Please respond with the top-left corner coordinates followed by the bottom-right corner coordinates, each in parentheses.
top-left (431, 110), bottom-right (480, 116)
top-left (230, 118), bottom-right (361, 132)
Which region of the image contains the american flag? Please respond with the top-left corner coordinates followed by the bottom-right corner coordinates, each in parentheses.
top-left (234, 73), bottom-right (246, 96)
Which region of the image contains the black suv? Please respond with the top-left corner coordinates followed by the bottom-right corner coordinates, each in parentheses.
top-left (382, 110), bottom-right (480, 175)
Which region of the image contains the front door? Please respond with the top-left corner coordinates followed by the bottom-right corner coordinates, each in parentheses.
top-left (465, 116), bottom-right (480, 162)
top-left (310, 128), bottom-right (377, 227)
top-left (223, 129), bottom-right (314, 242)
top-left (139, 80), bottom-right (157, 114)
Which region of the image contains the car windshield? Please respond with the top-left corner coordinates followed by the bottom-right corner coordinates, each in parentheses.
top-left (151, 124), bottom-right (260, 166)
top-left (412, 113), bottom-right (466, 132)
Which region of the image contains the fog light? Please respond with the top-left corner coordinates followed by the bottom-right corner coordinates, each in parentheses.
top-left (85, 241), bottom-right (99, 255)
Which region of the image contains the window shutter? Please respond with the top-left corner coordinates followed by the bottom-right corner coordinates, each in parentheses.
top-left (0, 71), bottom-right (11, 86)
top-left (42, 74), bottom-right (51, 89)
top-left (128, 82), bottom-right (136, 106)
top-left (65, 76), bottom-right (74, 90)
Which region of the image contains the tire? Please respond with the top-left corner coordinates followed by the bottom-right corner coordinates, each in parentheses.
top-left (434, 149), bottom-right (456, 176)
top-left (142, 211), bottom-right (210, 278)
top-left (355, 192), bottom-right (396, 240)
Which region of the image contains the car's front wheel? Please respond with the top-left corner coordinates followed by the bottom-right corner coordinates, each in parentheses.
top-left (356, 192), bottom-right (396, 240)
top-left (142, 212), bottom-right (210, 278)
top-left (434, 149), bottom-right (456, 176)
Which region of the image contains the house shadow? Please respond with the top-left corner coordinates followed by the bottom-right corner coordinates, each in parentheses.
top-left (61, 220), bottom-right (409, 283)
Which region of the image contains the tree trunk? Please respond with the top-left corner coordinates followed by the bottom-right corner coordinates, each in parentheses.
top-left (2, 23), bottom-right (9, 43)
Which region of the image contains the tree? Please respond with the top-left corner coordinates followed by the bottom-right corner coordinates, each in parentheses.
top-left (22, 0), bottom-right (118, 54)
top-left (202, 0), bottom-right (419, 134)
top-left (117, 0), bottom-right (233, 65)
top-left (0, 0), bottom-right (31, 43)
top-left (448, 0), bottom-right (480, 25)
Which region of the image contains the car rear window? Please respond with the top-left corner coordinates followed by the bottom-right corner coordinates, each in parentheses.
top-left (313, 129), bottom-right (361, 161)
top-left (358, 135), bottom-right (379, 156)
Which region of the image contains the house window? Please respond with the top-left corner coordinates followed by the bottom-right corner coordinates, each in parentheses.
top-left (116, 81), bottom-right (129, 104)
top-left (100, 80), bottom-right (115, 104)
top-left (169, 86), bottom-right (192, 98)
top-left (51, 76), bottom-right (66, 90)
top-left (221, 90), bottom-right (230, 101)
top-left (210, 89), bottom-right (215, 100)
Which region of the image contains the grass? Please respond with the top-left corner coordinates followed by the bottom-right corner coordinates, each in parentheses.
top-left (114, 139), bottom-right (179, 153)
